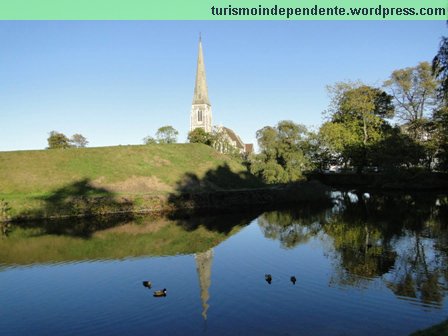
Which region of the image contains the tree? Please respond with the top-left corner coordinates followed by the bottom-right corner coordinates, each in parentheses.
top-left (155, 126), bottom-right (178, 144)
top-left (433, 36), bottom-right (448, 101)
top-left (432, 107), bottom-right (448, 171)
top-left (47, 131), bottom-right (72, 149)
top-left (334, 84), bottom-right (394, 145)
top-left (369, 127), bottom-right (425, 171)
top-left (188, 128), bottom-right (213, 146)
top-left (250, 121), bottom-right (312, 183)
top-left (316, 121), bottom-right (359, 168)
top-left (70, 134), bottom-right (88, 148)
top-left (321, 82), bottom-right (394, 172)
top-left (143, 136), bottom-right (157, 145)
top-left (384, 62), bottom-right (438, 140)
top-left (432, 36), bottom-right (448, 171)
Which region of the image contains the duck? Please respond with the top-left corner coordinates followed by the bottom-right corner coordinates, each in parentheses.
top-left (290, 276), bottom-right (297, 285)
top-left (153, 288), bottom-right (167, 297)
top-left (142, 281), bottom-right (152, 288)
top-left (265, 274), bottom-right (272, 284)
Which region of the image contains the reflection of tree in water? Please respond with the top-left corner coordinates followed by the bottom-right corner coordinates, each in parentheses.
top-left (258, 202), bottom-right (331, 248)
top-left (174, 211), bottom-right (259, 234)
top-left (325, 191), bottom-right (397, 286)
top-left (258, 191), bottom-right (448, 307)
top-left (325, 220), bottom-right (396, 283)
top-left (329, 191), bottom-right (448, 306)
top-left (386, 230), bottom-right (447, 306)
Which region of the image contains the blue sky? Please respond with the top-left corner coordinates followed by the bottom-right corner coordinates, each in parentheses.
top-left (0, 21), bottom-right (445, 151)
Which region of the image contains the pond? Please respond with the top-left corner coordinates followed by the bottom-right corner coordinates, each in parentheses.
top-left (1, 191), bottom-right (448, 335)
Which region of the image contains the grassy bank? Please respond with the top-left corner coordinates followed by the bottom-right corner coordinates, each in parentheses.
top-left (0, 144), bottom-right (265, 220)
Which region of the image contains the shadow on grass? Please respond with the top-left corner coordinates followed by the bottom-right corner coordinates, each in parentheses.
top-left (10, 164), bottom-right (333, 237)
top-left (168, 163), bottom-right (268, 208)
top-left (170, 163), bottom-right (266, 193)
top-left (166, 163), bottom-right (332, 233)
top-left (15, 178), bottom-right (134, 237)
top-left (165, 163), bottom-right (267, 233)
top-left (12, 172), bottom-right (265, 237)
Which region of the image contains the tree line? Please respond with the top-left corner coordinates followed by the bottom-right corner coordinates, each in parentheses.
top-left (246, 38), bottom-right (448, 183)
top-left (47, 131), bottom-right (88, 149)
top-left (47, 125), bottom-right (181, 149)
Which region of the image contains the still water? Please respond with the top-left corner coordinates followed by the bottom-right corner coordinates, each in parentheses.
top-left (1, 191), bottom-right (448, 335)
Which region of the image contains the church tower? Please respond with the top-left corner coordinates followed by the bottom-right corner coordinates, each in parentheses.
top-left (190, 36), bottom-right (212, 133)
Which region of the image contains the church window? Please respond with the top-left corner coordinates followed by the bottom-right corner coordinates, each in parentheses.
top-left (198, 110), bottom-right (203, 122)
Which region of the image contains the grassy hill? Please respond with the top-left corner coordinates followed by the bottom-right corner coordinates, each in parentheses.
top-left (0, 144), bottom-right (263, 219)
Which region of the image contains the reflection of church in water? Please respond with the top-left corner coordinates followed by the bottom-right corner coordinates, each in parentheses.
top-left (190, 36), bottom-right (251, 320)
top-left (195, 249), bottom-right (213, 320)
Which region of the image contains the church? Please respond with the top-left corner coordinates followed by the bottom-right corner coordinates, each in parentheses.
top-left (190, 37), bottom-right (253, 155)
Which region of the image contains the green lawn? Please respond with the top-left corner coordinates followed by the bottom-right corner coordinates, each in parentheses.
top-left (0, 143), bottom-right (263, 219)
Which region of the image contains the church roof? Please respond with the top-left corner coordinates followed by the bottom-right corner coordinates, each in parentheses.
top-left (222, 127), bottom-right (245, 149)
top-left (192, 38), bottom-right (210, 106)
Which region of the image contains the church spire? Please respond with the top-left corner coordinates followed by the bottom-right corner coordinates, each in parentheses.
top-left (190, 35), bottom-right (212, 133)
top-left (192, 36), bottom-right (210, 106)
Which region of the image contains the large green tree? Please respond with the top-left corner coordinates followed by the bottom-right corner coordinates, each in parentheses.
top-left (433, 36), bottom-right (448, 101)
top-left (316, 121), bottom-right (359, 168)
top-left (369, 127), bottom-right (426, 171)
top-left (47, 131), bottom-right (72, 149)
top-left (187, 128), bottom-right (213, 146)
top-left (384, 62), bottom-right (437, 123)
top-left (384, 61), bottom-right (442, 170)
top-left (431, 106), bottom-right (448, 171)
top-left (250, 121), bottom-right (312, 183)
top-left (335, 85), bottom-right (394, 145)
top-left (433, 36), bottom-right (448, 171)
top-left (384, 62), bottom-right (438, 142)
top-left (320, 83), bottom-right (394, 171)
top-left (155, 126), bottom-right (178, 144)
